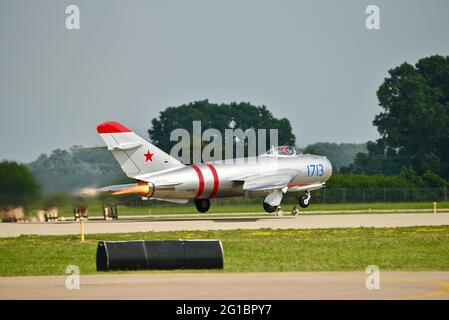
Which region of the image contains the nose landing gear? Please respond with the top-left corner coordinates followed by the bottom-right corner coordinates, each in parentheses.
top-left (195, 199), bottom-right (210, 213)
top-left (298, 192), bottom-right (311, 208)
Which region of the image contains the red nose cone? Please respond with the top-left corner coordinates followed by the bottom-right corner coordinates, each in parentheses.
top-left (97, 121), bottom-right (132, 134)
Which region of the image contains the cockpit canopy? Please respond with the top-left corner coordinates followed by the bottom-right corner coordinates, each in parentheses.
top-left (263, 146), bottom-right (302, 157)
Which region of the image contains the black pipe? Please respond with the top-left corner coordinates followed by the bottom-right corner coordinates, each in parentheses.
top-left (96, 240), bottom-right (224, 271)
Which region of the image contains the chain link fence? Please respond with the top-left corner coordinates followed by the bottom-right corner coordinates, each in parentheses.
top-left (310, 187), bottom-right (449, 204)
top-left (129, 187), bottom-right (449, 207)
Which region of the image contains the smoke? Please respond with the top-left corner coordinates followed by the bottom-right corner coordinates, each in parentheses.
top-left (74, 187), bottom-right (100, 197)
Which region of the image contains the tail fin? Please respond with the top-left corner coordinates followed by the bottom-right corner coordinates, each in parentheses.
top-left (97, 121), bottom-right (183, 179)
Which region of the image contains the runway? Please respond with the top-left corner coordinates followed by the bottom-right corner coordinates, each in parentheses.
top-left (1, 212), bottom-right (449, 237)
top-left (1, 272), bottom-right (448, 300)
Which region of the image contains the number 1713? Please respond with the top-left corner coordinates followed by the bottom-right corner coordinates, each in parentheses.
top-left (307, 164), bottom-right (324, 177)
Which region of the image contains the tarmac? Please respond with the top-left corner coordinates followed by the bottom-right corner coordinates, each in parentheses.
top-left (1, 272), bottom-right (448, 300)
top-left (1, 212), bottom-right (449, 237)
top-left (1, 212), bottom-right (449, 300)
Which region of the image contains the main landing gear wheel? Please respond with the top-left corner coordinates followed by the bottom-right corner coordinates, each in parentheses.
top-left (195, 199), bottom-right (210, 213)
top-left (263, 201), bottom-right (278, 213)
top-left (299, 192), bottom-right (311, 208)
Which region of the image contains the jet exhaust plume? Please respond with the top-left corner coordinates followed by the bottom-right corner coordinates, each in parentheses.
top-left (76, 187), bottom-right (100, 197)
top-left (111, 182), bottom-right (151, 197)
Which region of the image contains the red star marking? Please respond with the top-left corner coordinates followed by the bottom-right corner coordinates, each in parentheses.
top-left (144, 149), bottom-right (154, 162)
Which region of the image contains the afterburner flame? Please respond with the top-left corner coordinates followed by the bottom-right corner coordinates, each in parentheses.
top-left (111, 182), bottom-right (151, 197)
top-left (77, 182), bottom-right (152, 197)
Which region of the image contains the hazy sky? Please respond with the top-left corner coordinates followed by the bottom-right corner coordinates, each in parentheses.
top-left (1, 0), bottom-right (449, 162)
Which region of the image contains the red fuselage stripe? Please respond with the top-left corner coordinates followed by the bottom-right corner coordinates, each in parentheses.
top-left (206, 163), bottom-right (219, 198)
top-left (192, 165), bottom-right (205, 199)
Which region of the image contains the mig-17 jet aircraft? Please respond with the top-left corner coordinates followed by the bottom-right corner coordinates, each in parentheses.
top-left (96, 121), bottom-right (332, 213)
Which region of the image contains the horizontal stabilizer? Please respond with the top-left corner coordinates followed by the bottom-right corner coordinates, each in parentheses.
top-left (107, 142), bottom-right (143, 151)
top-left (69, 146), bottom-right (107, 151)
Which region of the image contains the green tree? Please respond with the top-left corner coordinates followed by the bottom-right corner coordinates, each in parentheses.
top-left (347, 55), bottom-right (449, 179)
top-left (0, 160), bottom-right (41, 209)
top-left (28, 148), bottom-right (127, 193)
top-left (148, 100), bottom-right (296, 161)
top-left (303, 142), bottom-right (367, 170)
top-left (328, 173), bottom-right (413, 189)
top-left (340, 140), bottom-right (401, 175)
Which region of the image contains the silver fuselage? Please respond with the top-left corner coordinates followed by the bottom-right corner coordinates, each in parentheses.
top-left (138, 154), bottom-right (332, 200)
